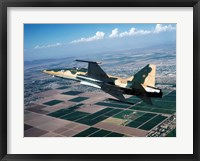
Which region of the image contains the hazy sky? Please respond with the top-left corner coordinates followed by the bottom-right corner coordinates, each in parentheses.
top-left (24, 24), bottom-right (176, 61)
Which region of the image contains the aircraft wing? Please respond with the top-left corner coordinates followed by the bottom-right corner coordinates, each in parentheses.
top-left (75, 60), bottom-right (112, 83)
top-left (101, 84), bottom-right (126, 102)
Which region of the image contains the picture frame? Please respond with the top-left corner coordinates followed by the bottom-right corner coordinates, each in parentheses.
top-left (0, 0), bottom-right (199, 160)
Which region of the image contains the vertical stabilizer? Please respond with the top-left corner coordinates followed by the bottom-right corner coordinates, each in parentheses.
top-left (134, 64), bottom-right (156, 87)
top-left (130, 64), bottom-right (157, 105)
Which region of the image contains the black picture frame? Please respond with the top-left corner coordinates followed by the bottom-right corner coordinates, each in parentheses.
top-left (0, 0), bottom-right (199, 160)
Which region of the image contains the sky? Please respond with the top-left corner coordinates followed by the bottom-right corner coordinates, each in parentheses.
top-left (24, 24), bottom-right (176, 61)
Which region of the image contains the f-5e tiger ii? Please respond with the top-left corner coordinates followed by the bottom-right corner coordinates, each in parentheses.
top-left (43, 60), bottom-right (163, 105)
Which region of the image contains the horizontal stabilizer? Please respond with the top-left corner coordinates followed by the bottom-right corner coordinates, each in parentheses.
top-left (132, 79), bottom-right (153, 105)
top-left (137, 95), bottom-right (152, 105)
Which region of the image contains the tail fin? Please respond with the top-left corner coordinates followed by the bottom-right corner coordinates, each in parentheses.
top-left (134, 64), bottom-right (156, 87)
top-left (130, 64), bottom-right (156, 105)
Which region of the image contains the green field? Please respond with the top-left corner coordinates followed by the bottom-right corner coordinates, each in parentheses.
top-left (139, 115), bottom-right (167, 130)
top-left (103, 109), bottom-right (123, 117)
top-left (60, 111), bottom-right (89, 121)
top-left (43, 100), bottom-right (63, 106)
top-left (96, 102), bottom-right (130, 108)
top-left (126, 96), bottom-right (142, 104)
top-left (69, 97), bottom-right (89, 102)
top-left (75, 108), bottom-right (113, 125)
top-left (126, 113), bottom-right (157, 128)
top-left (48, 104), bottom-right (83, 118)
top-left (89, 129), bottom-right (111, 137)
top-left (106, 132), bottom-right (124, 137)
top-left (167, 128), bottom-right (176, 137)
top-left (74, 127), bottom-right (124, 137)
top-left (74, 127), bottom-right (99, 137)
top-left (150, 108), bottom-right (175, 114)
top-left (62, 91), bottom-right (83, 95)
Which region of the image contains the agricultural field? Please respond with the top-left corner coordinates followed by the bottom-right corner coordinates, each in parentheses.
top-left (24, 86), bottom-right (176, 137)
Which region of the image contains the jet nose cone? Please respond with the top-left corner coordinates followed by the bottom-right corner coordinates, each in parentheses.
top-left (42, 70), bottom-right (55, 76)
top-left (42, 70), bottom-right (50, 74)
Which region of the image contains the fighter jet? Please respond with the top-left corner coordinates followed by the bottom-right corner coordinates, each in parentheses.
top-left (43, 60), bottom-right (163, 105)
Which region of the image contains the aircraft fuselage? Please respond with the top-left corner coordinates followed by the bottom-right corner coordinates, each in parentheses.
top-left (43, 67), bottom-right (162, 101)
top-left (43, 60), bottom-right (163, 104)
